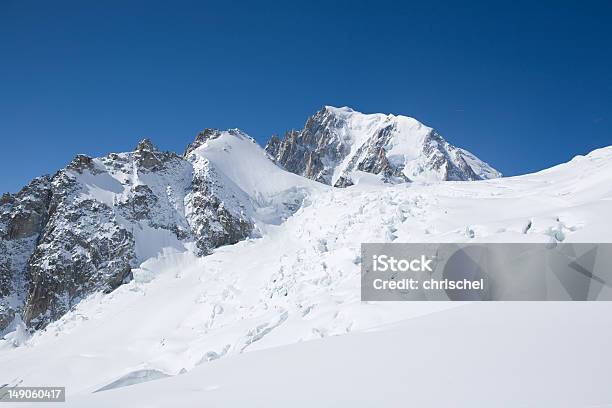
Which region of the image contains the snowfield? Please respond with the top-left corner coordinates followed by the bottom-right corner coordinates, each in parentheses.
top-left (63, 302), bottom-right (612, 408)
top-left (1, 132), bottom-right (611, 406)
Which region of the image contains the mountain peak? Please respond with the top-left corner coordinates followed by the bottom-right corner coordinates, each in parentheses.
top-left (136, 138), bottom-right (157, 152)
top-left (196, 128), bottom-right (223, 141)
top-left (319, 106), bottom-right (427, 134)
top-left (185, 128), bottom-right (253, 157)
top-left (133, 138), bottom-right (178, 171)
top-left (67, 154), bottom-right (95, 173)
top-left (266, 107), bottom-right (500, 186)
top-left (323, 105), bottom-right (355, 114)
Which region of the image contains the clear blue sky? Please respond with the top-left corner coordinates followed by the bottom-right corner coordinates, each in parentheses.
top-left (1, 0), bottom-right (610, 193)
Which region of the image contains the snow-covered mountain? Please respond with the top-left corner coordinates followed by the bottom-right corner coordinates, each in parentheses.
top-left (266, 106), bottom-right (501, 186)
top-left (1, 112), bottom-right (611, 406)
top-left (7, 105), bottom-right (503, 333)
top-left (0, 130), bottom-right (319, 332)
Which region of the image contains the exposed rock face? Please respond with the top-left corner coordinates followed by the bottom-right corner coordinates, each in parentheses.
top-left (0, 176), bottom-right (52, 332)
top-left (334, 124), bottom-right (409, 187)
top-left (266, 106), bottom-right (501, 186)
top-left (184, 129), bottom-right (255, 255)
top-left (12, 140), bottom-right (190, 329)
top-left (23, 192), bottom-right (135, 328)
top-left (184, 161), bottom-right (252, 255)
top-left (67, 154), bottom-right (95, 173)
top-left (265, 109), bottom-right (350, 185)
top-left (1, 136), bottom-right (258, 332)
top-left (135, 138), bottom-right (179, 171)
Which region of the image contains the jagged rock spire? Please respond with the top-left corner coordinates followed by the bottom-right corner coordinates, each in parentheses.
top-left (184, 129), bottom-right (223, 157)
top-left (1, 192), bottom-right (13, 206)
top-left (136, 138), bottom-right (157, 152)
top-left (67, 154), bottom-right (94, 173)
top-left (133, 138), bottom-right (179, 171)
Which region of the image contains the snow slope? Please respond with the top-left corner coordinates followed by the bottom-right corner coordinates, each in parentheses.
top-left (61, 302), bottom-right (612, 408)
top-left (1, 145), bottom-right (611, 405)
top-left (185, 129), bottom-right (324, 228)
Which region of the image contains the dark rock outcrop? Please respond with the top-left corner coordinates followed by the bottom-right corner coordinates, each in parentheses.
top-left (0, 176), bottom-right (53, 334)
top-left (265, 109), bottom-right (350, 184)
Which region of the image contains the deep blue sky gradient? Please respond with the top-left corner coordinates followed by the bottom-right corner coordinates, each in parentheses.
top-left (1, 0), bottom-right (611, 192)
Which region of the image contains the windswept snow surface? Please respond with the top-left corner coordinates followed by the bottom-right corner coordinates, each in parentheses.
top-left (64, 302), bottom-right (612, 408)
top-left (189, 130), bottom-right (317, 198)
top-left (1, 145), bottom-right (612, 406)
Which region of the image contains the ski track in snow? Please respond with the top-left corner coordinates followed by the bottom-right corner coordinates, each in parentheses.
top-left (0, 144), bottom-right (611, 403)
